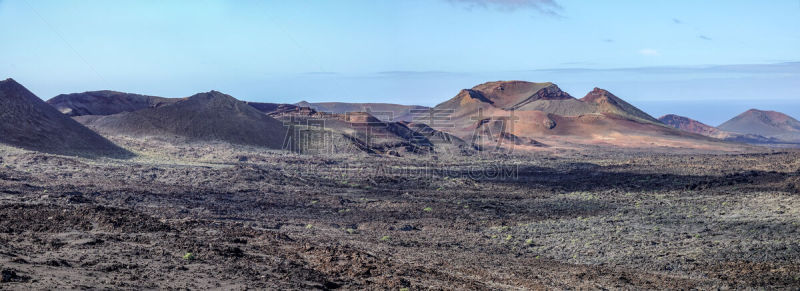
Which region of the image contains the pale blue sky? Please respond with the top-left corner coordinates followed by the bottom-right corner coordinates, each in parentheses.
top-left (1, 0), bottom-right (799, 125)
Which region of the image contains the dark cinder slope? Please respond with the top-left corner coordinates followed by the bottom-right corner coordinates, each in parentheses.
top-left (295, 101), bottom-right (429, 122)
top-left (0, 78), bottom-right (130, 157)
top-left (47, 91), bottom-right (179, 117)
top-left (718, 109), bottom-right (800, 142)
top-left (77, 91), bottom-right (288, 148)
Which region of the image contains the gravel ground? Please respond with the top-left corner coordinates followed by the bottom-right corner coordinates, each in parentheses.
top-left (1, 139), bottom-right (799, 289)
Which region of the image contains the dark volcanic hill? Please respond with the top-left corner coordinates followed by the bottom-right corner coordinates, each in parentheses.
top-left (295, 101), bottom-right (429, 122)
top-left (718, 109), bottom-right (800, 142)
top-left (0, 78), bottom-right (129, 157)
top-left (432, 81), bottom-right (725, 149)
top-left (76, 91), bottom-right (288, 148)
top-left (47, 91), bottom-right (179, 117)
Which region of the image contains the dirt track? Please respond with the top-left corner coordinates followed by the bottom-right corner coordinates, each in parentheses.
top-left (1, 140), bottom-right (799, 289)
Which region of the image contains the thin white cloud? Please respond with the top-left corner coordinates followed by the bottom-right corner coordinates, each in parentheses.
top-left (448, 0), bottom-right (562, 16)
top-left (639, 49), bottom-right (660, 56)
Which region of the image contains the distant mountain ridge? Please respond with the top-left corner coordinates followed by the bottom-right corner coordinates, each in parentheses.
top-left (32, 79), bottom-right (783, 153)
top-left (295, 101), bottom-right (429, 122)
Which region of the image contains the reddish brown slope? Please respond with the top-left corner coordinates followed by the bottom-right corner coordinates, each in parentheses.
top-left (659, 114), bottom-right (727, 138)
top-left (431, 81), bottom-right (729, 149)
top-left (435, 81), bottom-right (660, 124)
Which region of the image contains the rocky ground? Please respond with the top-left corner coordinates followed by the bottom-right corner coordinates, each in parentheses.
top-left (1, 138), bottom-right (799, 289)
